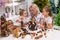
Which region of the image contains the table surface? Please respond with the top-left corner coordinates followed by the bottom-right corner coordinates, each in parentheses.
top-left (1, 15), bottom-right (60, 40)
top-left (0, 29), bottom-right (60, 40)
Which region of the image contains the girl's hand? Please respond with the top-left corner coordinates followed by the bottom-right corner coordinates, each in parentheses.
top-left (16, 20), bottom-right (21, 23)
top-left (40, 24), bottom-right (44, 29)
top-left (37, 24), bottom-right (44, 29)
top-left (16, 20), bottom-right (19, 22)
top-left (47, 24), bottom-right (53, 29)
top-left (41, 18), bottom-right (45, 25)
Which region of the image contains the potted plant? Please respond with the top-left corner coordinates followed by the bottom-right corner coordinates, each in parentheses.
top-left (54, 7), bottom-right (60, 27)
top-left (34, 0), bottom-right (50, 12)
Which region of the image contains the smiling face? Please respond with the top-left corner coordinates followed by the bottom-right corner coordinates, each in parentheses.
top-left (23, 11), bottom-right (27, 17)
top-left (42, 9), bottom-right (49, 17)
top-left (20, 9), bottom-right (27, 17)
top-left (29, 8), bottom-right (38, 15)
top-left (42, 6), bottom-right (52, 17)
top-left (29, 4), bottom-right (39, 16)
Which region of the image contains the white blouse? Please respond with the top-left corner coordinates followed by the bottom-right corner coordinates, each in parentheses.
top-left (44, 16), bottom-right (52, 24)
top-left (19, 16), bottom-right (31, 24)
top-left (34, 13), bottom-right (44, 23)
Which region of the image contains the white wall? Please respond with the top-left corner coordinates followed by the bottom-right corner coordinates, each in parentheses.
top-left (54, 0), bottom-right (59, 7)
top-left (15, 0), bottom-right (34, 15)
top-left (0, 7), bottom-right (5, 17)
top-left (0, 0), bottom-right (34, 17)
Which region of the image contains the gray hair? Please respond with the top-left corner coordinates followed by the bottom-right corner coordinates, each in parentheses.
top-left (30, 4), bottom-right (40, 14)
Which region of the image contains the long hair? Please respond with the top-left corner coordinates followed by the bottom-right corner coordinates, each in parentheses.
top-left (43, 6), bottom-right (53, 17)
top-left (43, 6), bottom-right (53, 26)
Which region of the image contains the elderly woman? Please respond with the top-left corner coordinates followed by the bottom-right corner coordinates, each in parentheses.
top-left (29, 4), bottom-right (44, 29)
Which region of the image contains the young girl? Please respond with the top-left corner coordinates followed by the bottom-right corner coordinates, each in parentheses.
top-left (16, 9), bottom-right (30, 34)
top-left (41, 6), bottom-right (53, 29)
top-left (16, 9), bottom-right (30, 27)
